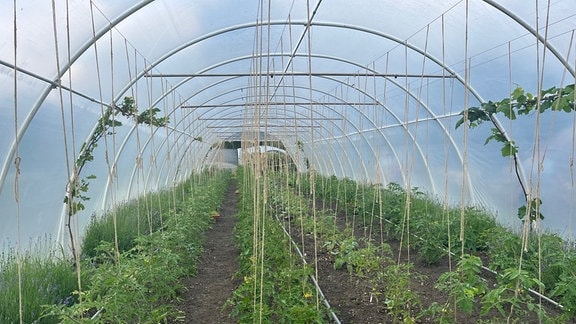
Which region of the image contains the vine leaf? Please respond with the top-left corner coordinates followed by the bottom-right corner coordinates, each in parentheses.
top-left (64, 96), bottom-right (170, 263)
top-left (517, 198), bottom-right (544, 221)
top-left (500, 141), bottom-right (518, 157)
top-left (496, 99), bottom-right (515, 120)
top-left (484, 128), bottom-right (507, 145)
top-left (455, 84), bottom-right (575, 226)
top-left (455, 107), bottom-right (491, 129)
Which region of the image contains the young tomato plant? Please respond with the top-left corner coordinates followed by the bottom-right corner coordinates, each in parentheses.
top-left (381, 263), bottom-right (425, 323)
top-left (481, 267), bottom-right (548, 322)
top-left (435, 254), bottom-right (487, 319)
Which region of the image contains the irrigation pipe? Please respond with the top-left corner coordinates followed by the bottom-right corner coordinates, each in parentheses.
top-left (375, 213), bottom-right (564, 310)
top-left (271, 211), bottom-right (342, 324)
top-left (90, 307), bottom-right (104, 319)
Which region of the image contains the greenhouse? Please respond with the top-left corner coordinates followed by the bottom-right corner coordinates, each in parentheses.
top-left (1, 0), bottom-right (576, 322)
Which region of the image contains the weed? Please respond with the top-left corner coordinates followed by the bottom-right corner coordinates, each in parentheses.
top-left (0, 245), bottom-right (78, 324)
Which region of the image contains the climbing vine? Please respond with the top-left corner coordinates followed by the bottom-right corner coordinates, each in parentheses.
top-left (456, 84), bottom-right (575, 224)
top-left (64, 97), bottom-right (169, 260)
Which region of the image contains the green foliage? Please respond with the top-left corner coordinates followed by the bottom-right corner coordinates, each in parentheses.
top-left (456, 207), bottom-right (498, 252)
top-left (550, 255), bottom-right (576, 316)
top-left (67, 96), bottom-right (170, 218)
top-left (480, 267), bottom-right (548, 321)
top-left (482, 226), bottom-right (574, 302)
top-left (456, 84), bottom-right (575, 224)
top-left (481, 226), bottom-right (522, 271)
top-left (81, 201), bottom-right (164, 259)
top-left (44, 237), bottom-right (184, 323)
top-left (0, 245), bottom-right (79, 324)
top-left (42, 171), bottom-right (230, 323)
top-left (280, 168), bottom-right (576, 320)
top-left (331, 237), bottom-right (385, 276)
top-left (436, 255), bottom-right (487, 316)
top-left (382, 263), bottom-right (425, 323)
top-left (517, 198), bottom-right (544, 222)
top-left (227, 169), bottom-right (327, 323)
top-left (456, 84), bottom-right (575, 136)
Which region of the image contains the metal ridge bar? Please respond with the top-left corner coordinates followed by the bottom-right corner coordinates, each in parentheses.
top-left (206, 125), bottom-right (322, 128)
top-left (199, 117), bottom-right (341, 120)
top-left (145, 72), bottom-right (454, 78)
top-left (182, 102), bottom-right (380, 108)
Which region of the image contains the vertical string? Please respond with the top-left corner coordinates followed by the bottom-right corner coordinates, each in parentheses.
top-left (460, 0), bottom-right (470, 257)
top-left (305, 0), bottom-right (320, 309)
top-left (52, 0), bottom-right (84, 302)
top-left (440, 14), bottom-right (453, 272)
top-left (507, 41), bottom-right (516, 233)
top-left (63, 0), bottom-right (80, 277)
top-left (570, 31), bottom-right (576, 245)
top-left (90, 0), bottom-right (118, 262)
top-left (108, 25), bottom-right (121, 263)
top-left (12, 0), bottom-right (23, 322)
top-left (568, 34), bottom-right (576, 244)
top-left (148, 62), bottom-right (157, 234)
top-left (399, 39), bottom-right (412, 264)
top-left (124, 41), bottom-right (141, 235)
top-left (288, 13), bottom-right (307, 258)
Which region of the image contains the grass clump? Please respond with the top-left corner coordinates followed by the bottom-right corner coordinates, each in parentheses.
top-left (0, 241), bottom-right (78, 324)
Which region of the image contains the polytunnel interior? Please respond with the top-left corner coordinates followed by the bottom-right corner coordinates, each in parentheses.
top-left (3, 0), bottom-right (576, 321)
top-left (2, 0), bottom-right (576, 249)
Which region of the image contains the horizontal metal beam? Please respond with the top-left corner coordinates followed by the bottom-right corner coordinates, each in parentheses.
top-left (212, 131), bottom-right (299, 133)
top-left (207, 125), bottom-right (321, 128)
top-left (147, 72), bottom-right (454, 78)
top-left (199, 117), bottom-right (341, 121)
top-left (182, 102), bottom-right (380, 108)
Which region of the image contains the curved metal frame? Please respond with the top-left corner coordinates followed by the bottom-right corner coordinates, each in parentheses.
top-left (2, 1), bottom-right (573, 244)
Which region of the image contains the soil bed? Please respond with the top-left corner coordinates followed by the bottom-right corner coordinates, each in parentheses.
top-left (174, 178), bottom-right (565, 323)
top-left (282, 197), bottom-right (564, 323)
top-left (175, 179), bottom-right (240, 323)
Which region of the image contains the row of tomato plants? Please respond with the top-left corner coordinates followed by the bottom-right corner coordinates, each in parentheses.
top-left (283, 172), bottom-right (575, 321)
top-left (267, 175), bottom-right (426, 322)
top-left (0, 171), bottom-right (230, 323)
top-left (225, 167), bottom-right (329, 323)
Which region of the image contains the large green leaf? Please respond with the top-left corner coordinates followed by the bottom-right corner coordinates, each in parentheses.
top-left (500, 141), bottom-right (518, 157)
top-left (496, 99), bottom-right (516, 120)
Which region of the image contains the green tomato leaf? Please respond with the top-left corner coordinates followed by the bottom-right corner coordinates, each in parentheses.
top-left (455, 107), bottom-right (490, 129)
top-left (482, 101), bottom-right (497, 115)
top-left (484, 128), bottom-right (507, 145)
top-left (542, 86), bottom-right (557, 97)
top-left (517, 205), bottom-right (527, 220)
top-left (455, 115), bottom-right (466, 129)
top-left (500, 141), bottom-right (518, 157)
top-left (511, 87), bottom-right (524, 100)
top-left (496, 100), bottom-right (516, 120)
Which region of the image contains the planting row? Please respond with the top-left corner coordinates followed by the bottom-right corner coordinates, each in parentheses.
top-left (268, 172), bottom-right (575, 322)
top-left (225, 168), bottom-right (329, 323)
top-left (0, 171), bottom-right (230, 323)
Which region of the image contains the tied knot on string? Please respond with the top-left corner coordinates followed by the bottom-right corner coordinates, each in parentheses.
top-left (14, 156), bottom-right (22, 202)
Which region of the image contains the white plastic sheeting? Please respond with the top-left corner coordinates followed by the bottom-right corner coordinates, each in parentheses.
top-left (1, 0), bottom-right (575, 250)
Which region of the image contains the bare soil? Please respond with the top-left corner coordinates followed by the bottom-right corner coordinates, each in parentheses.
top-left (175, 180), bottom-right (240, 323)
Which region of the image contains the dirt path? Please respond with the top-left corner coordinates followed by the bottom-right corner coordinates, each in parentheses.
top-left (176, 179), bottom-right (240, 323)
